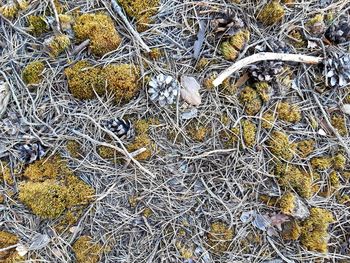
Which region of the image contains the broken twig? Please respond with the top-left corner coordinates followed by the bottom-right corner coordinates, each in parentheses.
top-left (213, 52), bottom-right (323, 87)
top-left (110, 0), bottom-right (151, 52)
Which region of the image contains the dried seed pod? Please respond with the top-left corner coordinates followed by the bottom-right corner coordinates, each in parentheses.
top-left (18, 142), bottom-right (45, 164)
top-left (102, 118), bottom-right (134, 140)
top-left (210, 11), bottom-right (244, 37)
top-left (325, 18), bottom-right (350, 44)
top-left (148, 74), bottom-right (179, 106)
top-left (326, 52), bottom-right (350, 87)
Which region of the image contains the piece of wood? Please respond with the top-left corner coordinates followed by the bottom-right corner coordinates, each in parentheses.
top-left (213, 52), bottom-right (323, 87)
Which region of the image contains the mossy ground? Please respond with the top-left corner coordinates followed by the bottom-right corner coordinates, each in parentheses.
top-left (207, 222), bottom-right (234, 253)
top-left (22, 61), bottom-right (45, 85)
top-left (72, 236), bottom-right (103, 263)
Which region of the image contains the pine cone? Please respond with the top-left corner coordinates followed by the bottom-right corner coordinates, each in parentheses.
top-left (148, 74), bottom-right (179, 106)
top-left (18, 142), bottom-right (45, 164)
top-left (325, 18), bottom-right (350, 44)
top-left (326, 52), bottom-right (350, 87)
top-left (210, 11), bottom-right (244, 37)
top-left (102, 118), bottom-right (134, 140)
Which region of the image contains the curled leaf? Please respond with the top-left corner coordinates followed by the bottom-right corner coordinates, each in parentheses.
top-left (180, 76), bottom-right (201, 106)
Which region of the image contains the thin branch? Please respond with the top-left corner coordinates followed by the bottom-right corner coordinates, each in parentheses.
top-left (110, 0), bottom-right (151, 52)
top-left (49, 0), bottom-right (61, 33)
top-left (213, 52), bottom-right (323, 87)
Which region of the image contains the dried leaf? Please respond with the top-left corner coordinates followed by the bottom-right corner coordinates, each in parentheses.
top-left (341, 104), bottom-right (350, 115)
top-left (240, 210), bottom-right (255, 223)
top-left (0, 82), bottom-right (10, 119)
top-left (180, 76), bottom-right (201, 106)
top-left (181, 108), bottom-right (198, 120)
top-left (193, 20), bottom-right (206, 59)
top-left (16, 244), bottom-right (28, 256)
top-left (252, 214), bottom-right (271, 231)
top-left (269, 214), bottom-right (290, 230)
top-left (29, 233), bottom-right (50, 250)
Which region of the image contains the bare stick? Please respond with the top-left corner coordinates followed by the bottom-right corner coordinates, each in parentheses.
top-left (70, 39), bottom-right (90, 55)
top-left (110, 0), bottom-right (151, 52)
top-left (213, 52), bottom-right (323, 87)
top-left (49, 0), bottom-right (61, 33)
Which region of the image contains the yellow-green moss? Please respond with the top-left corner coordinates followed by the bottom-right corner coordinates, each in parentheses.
top-left (195, 58), bottom-right (211, 72)
top-left (203, 74), bottom-right (216, 90)
top-left (0, 231), bottom-right (19, 262)
top-left (175, 240), bottom-right (193, 259)
top-left (329, 170), bottom-right (340, 189)
top-left (220, 126), bottom-right (240, 148)
top-left (65, 60), bottom-right (105, 100)
top-left (148, 48), bottom-right (163, 60)
top-left (257, 1), bottom-right (285, 26)
top-left (259, 194), bottom-right (278, 206)
top-left (103, 64), bottom-right (141, 103)
top-left (127, 134), bottom-right (153, 160)
top-left (295, 139), bottom-right (315, 158)
top-left (0, 162), bottom-right (14, 186)
top-left (242, 119), bottom-right (256, 147)
top-left (279, 191), bottom-right (295, 215)
top-left (221, 78), bottom-right (238, 95)
top-left (27, 15), bottom-right (49, 36)
top-left (118, 0), bottom-right (160, 32)
top-left (22, 61), bottom-right (45, 85)
top-left (261, 111), bottom-right (275, 129)
top-left (0, 194), bottom-right (4, 204)
top-left (207, 222), bottom-right (234, 253)
top-left (58, 14), bottom-right (74, 31)
top-left (73, 13), bottom-right (122, 56)
top-left (239, 86), bottom-right (262, 115)
top-left (0, 1), bottom-right (27, 19)
top-left (229, 30), bottom-right (250, 51)
top-left (220, 41), bottom-right (239, 61)
top-left (306, 14), bottom-right (324, 35)
top-left (254, 82), bottom-right (271, 102)
top-left (311, 156), bottom-right (332, 170)
top-left (276, 102), bottom-right (302, 123)
top-left (282, 220), bottom-right (301, 240)
top-left (98, 145), bottom-right (117, 159)
top-left (67, 140), bottom-right (82, 159)
top-left (46, 34), bottom-right (70, 57)
top-left (300, 208), bottom-right (334, 253)
top-left (333, 152), bottom-right (346, 170)
top-left (187, 125), bottom-right (208, 142)
top-left (331, 113), bottom-right (347, 136)
top-left (267, 131), bottom-right (294, 161)
top-left (73, 236), bottom-right (103, 263)
top-left (275, 163), bottom-right (312, 198)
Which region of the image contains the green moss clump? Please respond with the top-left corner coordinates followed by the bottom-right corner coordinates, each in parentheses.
top-left (242, 119), bottom-right (256, 147)
top-left (329, 170), bottom-right (340, 189)
top-left (73, 236), bottom-right (103, 263)
top-left (239, 86), bottom-right (262, 115)
top-left (67, 140), bottom-right (82, 159)
top-left (97, 146), bottom-right (117, 160)
top-left (310, 156), bottom-right (332, 170)
top-left (288, 29), bottom-right (306, 49)
top-left (0, 1), bottom-right (27, 19)
top-left (1, 162), bottom-right (14, 186)
top-left (148, 48), bottom-right (163, 60)
top-left (195, 58), bottom-right (211, 72)
top-left (254, 82), bottom-right (271, 102)
top-left (27, 15), bottom-right (49, 36)
top-left (0, 231), bottom-right (20, 261)
top-left (127, 134), bottom-right (153, 160)
top-left (333, 152), bottom-right (346, 170)
top-left (175, 240), bottom-right (194, 260)
top-left (295, 139), bottom-right (315, 158)
top-left (331, 113), bottom-right (347, 136)
top-left (276, 102), bottom-right (302, 123)
top-left (275, 163), bottom-right (312, 198)
top-left (282, 220), bottom-right (301, 240)
top-left (73, 13), bottom-right (122, 56)
top-left (306, 14), bottom-right (325, 36)
top-left (267, 131), bottom-right (295, 161)
top-left (300, 208), bottom-right (334, 253)
top-left (279, 191), bottom-right (295, 215)
top-left (203, 74), bottom-right (217, 90)
top-left (220, 30), bottom-right (250, 61)
top-left (22, 61), bottom-right (45, 85)
top-left (261, 111), bottom-right (275, 129)
top-left (46, 34), bottom-right (70, 57)
top-left (118, 0), bottom-right (160, 32)
top-left (207, 222), bottom-right (234, 253)
top-left (64, 60), bottom-right (105, 100)
top-left (257, 1), bottom-right (285, 26)
top-left (187, 125), bottom-right (208, 142)
top-left (103, 64), bottom-right (141, 103)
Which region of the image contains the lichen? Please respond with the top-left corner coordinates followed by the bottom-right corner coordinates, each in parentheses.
top-left (64, 60), bottom-right (105, 100)
top-left (46, 34), bottom-right (70, 57)
top-left (276, 102), bottom-right (302, 123)
top-left (66, 140), bottom-right (82, 159)
top-left (282, 220), bottom-right (301, 240)
top-left (267, 131), bottom-right (295, 161)
top-left (73, 13), bottom-right (122, 56)
top-left (295, 139), bottom-right (315, 158)
top-left (27, 15), bottom-right (49, 36)
top-left (22, 61), bottom-right (45, 85)
top-left (254, 82), bottom-right (271, 102)
top-left (300, 208), bottom-right (334, 253)
top-left (242, 119), bottom-right (256, 147)
top-left (0, 231), bottom-right (20, 262)
top-left (239, 86), bottom-right (262, 115)
top-left (207, 222), bottom-right (234, 253)
top-left (72, 236), bottom-right (103, 263)
top-left (279, 191), bottom-right (295, 215)
top-left (331, 113), bottom-right (347, 136)
top-left (275, 163), bottom-right (313, 198)
top-left (118, 0), bottom-right (160, 32)
top-left (257, 1), bottom-right (285, 26)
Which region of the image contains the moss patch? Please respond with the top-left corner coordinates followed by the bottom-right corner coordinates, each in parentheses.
top-left (187, 124), bottom-right (208, 142)
top-left (282, 220), bottom-right (301, 240)
top-left (295, 139), bottom-right (315, 158)
top-left (257, 1), bottom-right (285, 26)
top-left (300, 208), bottom-right (334, 253)
top-left (242, 119), bottom-right (256, 147)
top-left (220, 30), bottom-right (250, 61)
top-left (0, 231), bottom-right (20, 262)
top-left (267, 131), bottom-right (295, 161)
top-left (276, 102), bottom-right (302, 123)
top-left (118, 0), bottom-right (160, 32)
top-left (261, 111), bottom-right (275, 129)
top-left (66, 140), bottom-right (82, 159)
top-left (73, 236), bottom-right (103, 263)
top-left (279, 191), bottom-right (295, 215)
top-left (239, 86), bottom-right (262, 115)
top-left (1, 162), bottom-right (14, 186)
top-left (73, 13), bottom-right (121, 56)
top-left (27, 15), bottom-right (49, 36)
top-left (311, 156), bottom-right (333, 170)
top-left (22, 61), bottom-right (45, 85)
top-left (207, 222), bottom-right (234, 253)
top-left (331, 113), bottom-right (347, 136)
top-left (46, 34), bottom-right (70, 57)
